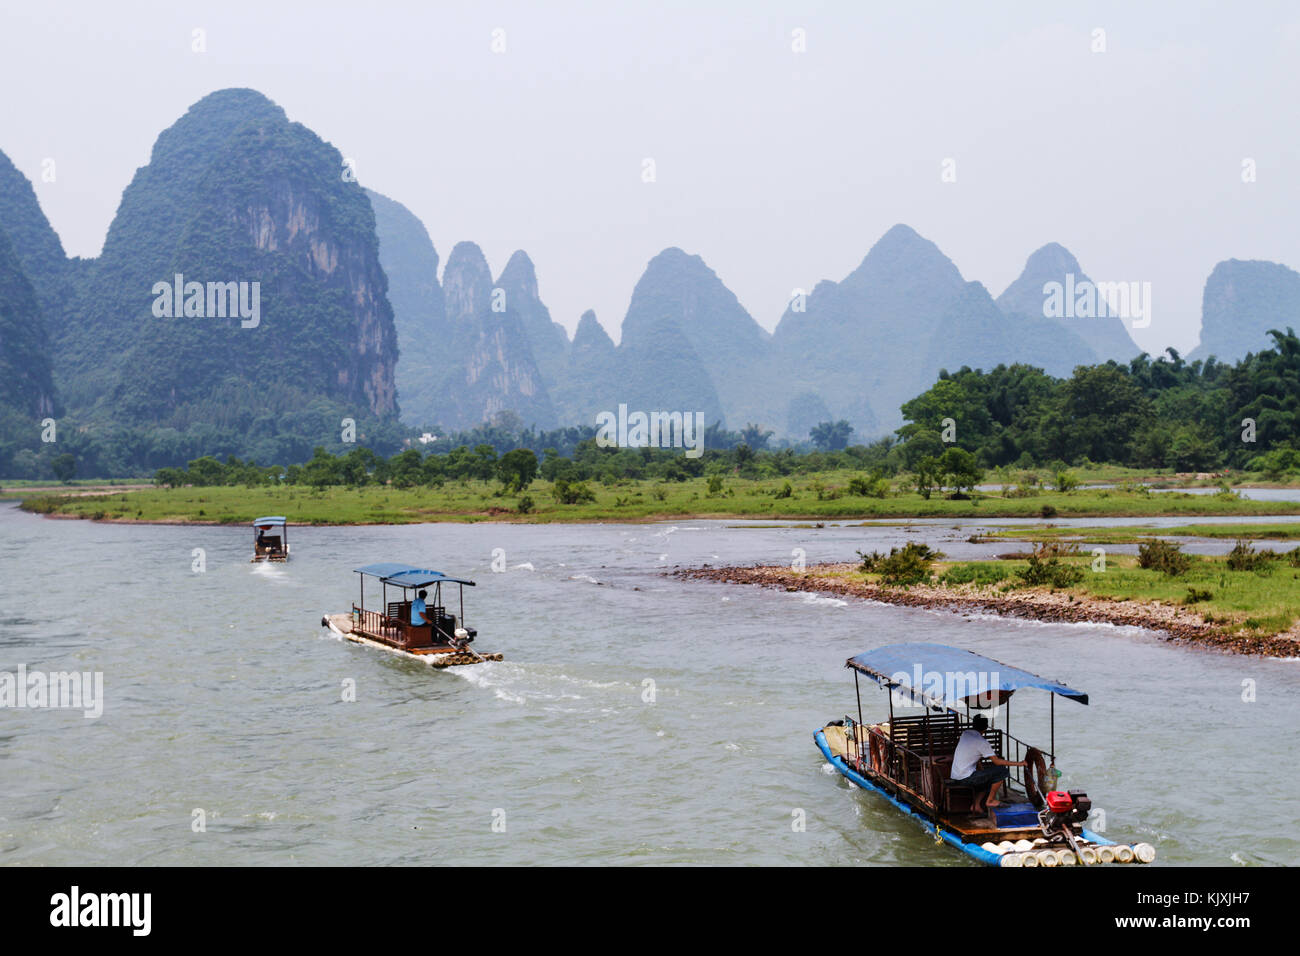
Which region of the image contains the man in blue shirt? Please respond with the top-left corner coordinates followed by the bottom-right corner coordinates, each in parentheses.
top-left (411, 590), bottom-right (430, 628)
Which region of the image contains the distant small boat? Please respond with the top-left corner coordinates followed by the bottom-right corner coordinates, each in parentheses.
top-left (815, 642), bottom-right (1155, 867)
top-left (251, 516), bottom-right (289, 562)
top-left (321, 562), bottom-right (502, 668)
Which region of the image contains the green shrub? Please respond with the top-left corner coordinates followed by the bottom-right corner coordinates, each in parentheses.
top-left (1226, 539), bottom-right (1276, 572)
top-left (552, 480), bottom-right (596, 505)
top-left (1137, 539), bottom-right (1191, 576)
top-left (847, 473), bottom-right (890, 498)
top-left (516, 495), bottom-right (535, 514)
top-left (1017, 541), bottom-right (1084, 588)
top-left (858, 542), bottom-right (945, 586)
top-left (1183, 587), bottom-right (1214, 604)
top-left (1053, 470), bottom-right (1079, 492)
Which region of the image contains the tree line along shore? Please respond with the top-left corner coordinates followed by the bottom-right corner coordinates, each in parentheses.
top-left (15, 470), bottom-right (1300, 524)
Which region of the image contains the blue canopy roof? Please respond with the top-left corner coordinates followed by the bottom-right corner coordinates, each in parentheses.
top-left (353, 562), bottom-right (476, 588)
top-left (253, 516), bottom-right (286, 526)
top-left (846, 643), bottom-right (1087, 707)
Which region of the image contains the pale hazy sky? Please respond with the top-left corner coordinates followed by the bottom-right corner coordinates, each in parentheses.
top-left (3, 1), bottom-right (1298, 355)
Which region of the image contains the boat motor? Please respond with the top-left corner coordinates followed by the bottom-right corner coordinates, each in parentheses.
top-left (1038, 790), bottom-right (1092, 864)
top-left (1040, 790), bottom-right (1091, 832)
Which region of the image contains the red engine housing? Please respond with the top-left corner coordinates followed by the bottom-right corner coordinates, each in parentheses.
top-left (1044, 790), bottom-right (1074, 813)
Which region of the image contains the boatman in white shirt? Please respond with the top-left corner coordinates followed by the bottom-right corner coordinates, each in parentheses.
top-left (950, 715), bottom-right (1026, 815)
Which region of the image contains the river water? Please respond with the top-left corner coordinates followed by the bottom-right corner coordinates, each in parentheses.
top-left (1, 503), bottom-right (1296, 866)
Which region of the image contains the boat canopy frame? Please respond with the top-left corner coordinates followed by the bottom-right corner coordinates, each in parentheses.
top-left (845, 642), bottom-right (1086, 778)
top-left (846, 642), bottom-right (1087, 710)
top-left (352, 562), bottom-right (477, 630)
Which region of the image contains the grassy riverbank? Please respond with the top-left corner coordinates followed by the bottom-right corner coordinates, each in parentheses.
top-left (983, 523), bottom-right (1300, 544)
top-left (680, 553), bottom-right (1300, 656)
top-left (936, 555), bottom-right (1300, 639)
top-left (0, 479), bottom-right (154, 500)
top-left (16, 475), bottom-right (1300, 524)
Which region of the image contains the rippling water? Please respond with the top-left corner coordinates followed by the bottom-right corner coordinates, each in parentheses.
top-left (1, 504), bottom-right (1296, 865)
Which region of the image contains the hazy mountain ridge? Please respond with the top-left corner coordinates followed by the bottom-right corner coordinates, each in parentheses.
top-left (434, 241), bottom-right (557, 430)
top-left (551, 309), bottom-right (621, 421)
top-left (373, 212), bottom-right (1300, 441)
top-left (5, 85), bottom-right (1300, 472)
top-left (498, 250), bottom-right (571, 397)
top-left (996, 242), bottom-right (1141, 363)
top-left (1189, 259), bottom-right (1300, 364)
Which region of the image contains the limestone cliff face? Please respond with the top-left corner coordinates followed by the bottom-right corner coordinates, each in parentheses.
top-left (238, 179), bottom-right (398, 416)
top-left (496, 250), bottom-right (571, 392)
top-left (771, 224), bottom-right (957, 435)
top-left (443, 241), bottom-right (495, 322)
top-left (70, 88), bottom-right (401, 426)
top-left (367, 188), bottom-right (447, 426)
top-left (432, 242), bottom-right (557, 429)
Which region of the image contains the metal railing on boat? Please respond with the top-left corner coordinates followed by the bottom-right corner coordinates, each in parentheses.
top-left (846, 717), bottom-right (1050, 812)
top-left (352, 605), bottom-right (403, 643)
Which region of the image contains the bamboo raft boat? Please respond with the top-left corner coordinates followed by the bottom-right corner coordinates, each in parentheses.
top-left (816, 643), bottom-right (1156, 867)
top-left (250, 516), bottom-right (289, 562)
top-left (321, 562), bottom-right (502, 668)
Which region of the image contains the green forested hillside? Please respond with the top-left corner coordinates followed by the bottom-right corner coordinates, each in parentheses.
top-left (0, 227), bottom-right (59, 471)
top-left (106, 114), bottom-right (396, 426)
top-left (0, 150), bottom-right (71, 326)
top-left (1, 89), bottom-right (406, 478)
